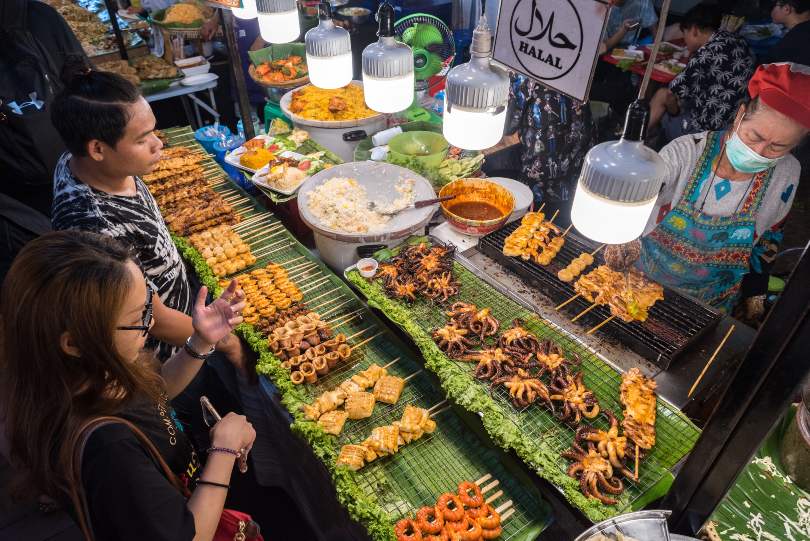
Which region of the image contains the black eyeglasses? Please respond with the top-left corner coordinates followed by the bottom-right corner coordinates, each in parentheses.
top-left (116, 283), bottom-right (154, 337)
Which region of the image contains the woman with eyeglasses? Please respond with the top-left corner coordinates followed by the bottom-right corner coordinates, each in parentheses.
top-left (639, 63), bottom-right (810, 314)
top-left (0, 230), bottom-right (256, 540)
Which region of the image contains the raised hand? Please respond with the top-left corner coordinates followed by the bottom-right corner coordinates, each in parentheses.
top-left (191, 280), bottom-right (246, 347)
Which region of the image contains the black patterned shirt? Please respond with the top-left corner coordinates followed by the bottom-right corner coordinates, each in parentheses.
top-left (508, 74), bottom-right (595, 202)
top-left (51, 153), bottom-right (191, 358)
top-left (669, 31), bottom-right (756, 134)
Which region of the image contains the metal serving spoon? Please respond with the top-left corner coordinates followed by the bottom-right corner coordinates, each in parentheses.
top-left (368, 194), bottom-right (457, 216)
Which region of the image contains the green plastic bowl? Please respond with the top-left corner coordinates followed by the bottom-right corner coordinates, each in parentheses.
top-left (388, 131), bottom-right (449, 169)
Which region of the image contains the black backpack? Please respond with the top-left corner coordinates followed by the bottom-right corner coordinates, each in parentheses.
top-left (0, 0), bottom-right (75, 192)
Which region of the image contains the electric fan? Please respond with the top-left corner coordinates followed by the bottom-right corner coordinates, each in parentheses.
top-left (394, 13), bottom-right (455, 94)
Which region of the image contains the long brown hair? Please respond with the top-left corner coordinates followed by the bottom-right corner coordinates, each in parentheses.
top-left (0, 231), bottom-right (163, 499)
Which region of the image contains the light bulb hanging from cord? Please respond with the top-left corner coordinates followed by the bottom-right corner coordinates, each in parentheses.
top-left (570, 0), bottom-right (673, 244)
top-left (442, 16), bottom-right (508, 150)
top-left (232, 0), bottom-right (257, 20)
top-left (305, 2), bottom-right (353, 89)
top-left (257, 0), bottom-right (300, 43)
top-left (362, 2), bottom-right (414, 113)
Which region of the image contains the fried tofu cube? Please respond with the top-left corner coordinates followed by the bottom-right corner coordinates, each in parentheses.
top-left (345, 392), bottom-right (375, 420)
top-left (336, 444), bottom-right (367, 471)
top-left (338, 379), bottom-right (363, 397)
top-left (318, 410), bottom-right (348, 436)
top-left (399, 405), bottom-right (429, 431)
top-left (373, 375), bottom-right (405, 405)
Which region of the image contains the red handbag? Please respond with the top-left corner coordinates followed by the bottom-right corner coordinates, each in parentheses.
top-left (68, 416), bottom-right (263, 541)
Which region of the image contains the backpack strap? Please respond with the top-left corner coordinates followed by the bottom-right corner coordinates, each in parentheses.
top-left (67, 416), bottom-right (188, 541)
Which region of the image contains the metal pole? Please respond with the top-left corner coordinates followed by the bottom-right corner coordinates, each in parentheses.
top-left (221, 9), bottom-right (256, 140)
top-left (102, 0), bottom-right (129, 60)
top-left (663, 240), bottom-right (810, 535)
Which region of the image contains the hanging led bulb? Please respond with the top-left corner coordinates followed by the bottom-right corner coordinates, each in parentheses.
top-left (570, 101), bottom-right (667, 244)
top-left (442, 17), bottom-right (508, 150)
top-left (232, 0), bottom-right (257, 20)
top-left (257, 0), bottom-right (300, 43)
top-left (305, 2), bottom-right (353, 89)
top-left (362, 2), bottom-right (414, 113)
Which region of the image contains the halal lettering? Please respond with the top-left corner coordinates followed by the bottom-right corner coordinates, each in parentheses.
top-left (510, 0), bottom-right (584, 80)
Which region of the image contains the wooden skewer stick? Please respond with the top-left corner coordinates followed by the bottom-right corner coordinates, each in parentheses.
top-left (327, 309), bottom-right (364, 327)
top-left (537, 202), bottom-right (546, 212)
top-left (240, 223), bottom-right (284, 238)
top-left (475, 473), bottom-right (493, 486)
top-left (547, 209), bottom-right (560, 224)
top-left (587, 315), bottom-right (616, 335)
top-left (308, 294), bottom-right (348, 311)
top-left (427, 400), bottom-right (449, 414)
top-left (288, 267), bottom-right (321, 282)
top-left (253, 239), bottom-right (291, 256)
top-left (590, 244), bottom-right (606, 256)
top-left (383, 357), bottom-right (400, 369)
top-left (257, 243), bottom-right (292, 257)
top-left (555, 293), bottom-right (581, 311)
top-left (428, 405), bottom-right (452, 418)
top-left (233, 216), bottom-right (266, 231)
top-left (560, 224), bottom-right (573, 238)
top-left (485, 489), bottom-right (504, 505)
top-left (571, 303), bottom-right (598, 322)
top-left (305, 287), bottom-right (341, 305)
top-left (300, 276), bottom-right (332, 294)
top-left (500, 508), bottom-right (515, 522)
top-left (687, 324), bottom-right (736, 398)
top-left (480, 479), bottom-right (500, 494)
top-left (350, 330), bottom-right (382, 349)
top-left (319, 299), bottom-right (355, 319)
top-left (403, 370), bottom-right (423, 382)
top-left (494, 500), bottom-right (513, 514)
top-left (283, 258), bottom-right (313, 271)
top-left (634, 444), bottom-right (640, 481)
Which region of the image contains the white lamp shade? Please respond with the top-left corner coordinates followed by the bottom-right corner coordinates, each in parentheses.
top-left (257, 9), bottom-right (300, 43)
top-left (362, 72), bottom-right (414, 113)
top-left (442, 98), bottom-right (506, 150)
top-left (307, 53), bottom-right (353, 89)
top-left (232, 0), bottom-right (257, 19)
top-left (570, 183), bottom-right (657, 244)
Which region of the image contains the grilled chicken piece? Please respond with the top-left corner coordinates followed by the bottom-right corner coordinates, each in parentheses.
top-left (337, 444), bottom-right (367, 471)
top-left (318, 410), bottom-right (348, 436)
top-left (345, 392), bottom-right (375, 420)
top-left (373, 375), bottom-right (405, 405)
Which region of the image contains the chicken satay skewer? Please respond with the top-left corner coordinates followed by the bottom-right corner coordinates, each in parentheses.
top-left (587, 314), bottom-right (616, 335)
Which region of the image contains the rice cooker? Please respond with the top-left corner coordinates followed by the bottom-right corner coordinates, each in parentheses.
top-left (297, 162), bottom-right (437, 271)
top-left (280, 81), bottom-right (387, 162)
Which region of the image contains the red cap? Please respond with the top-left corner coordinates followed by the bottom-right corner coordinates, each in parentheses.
top-left (748, 63), bottom-right (810, 130)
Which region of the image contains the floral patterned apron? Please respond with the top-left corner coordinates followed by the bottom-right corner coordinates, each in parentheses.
top-left (640, 131), bottom-right (771, 313)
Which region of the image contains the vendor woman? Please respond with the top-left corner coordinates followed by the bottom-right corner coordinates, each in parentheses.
top-left (640, 62), bottom-right (810, 312)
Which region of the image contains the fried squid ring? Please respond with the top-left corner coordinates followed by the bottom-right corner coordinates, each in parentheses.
top-left (480, 524), bottom-right (502, 540)
top-left (475, 504), bottom-right (500, 530)
top-left (457, 481), bottom-right (484, 509)
top-left (394, 519), bottom-right (423, 541)
top-left (424, 532), bottom-right (449, 541)
top-left (416, 506), bottom-right (445, 534)
top-left (446, 517), bottom-right (482, 541)
top-left (437, 493), bottom-right (465, 522)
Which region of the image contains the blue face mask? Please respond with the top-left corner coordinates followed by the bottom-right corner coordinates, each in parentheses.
top-left (725, 127), bottom-right (781, 174)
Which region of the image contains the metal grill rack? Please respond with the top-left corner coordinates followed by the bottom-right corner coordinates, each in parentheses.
top-left (161, 127), bottom-right (551, 536)
top-left (478, 222), bottom-right (721, 369)
top-left (346, 236), bottom-right (701, 518)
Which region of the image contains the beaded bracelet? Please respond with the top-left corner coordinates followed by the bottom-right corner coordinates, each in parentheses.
top-left (196, 479), bottom-right (230, 490)
top-left (207, 446), bottom-right (242, 458)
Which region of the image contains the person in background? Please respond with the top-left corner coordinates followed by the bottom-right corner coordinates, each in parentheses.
top-left (648, 4), bottom-right (755, 143)
top-left (0, 0), bottom-right (86, 281)
top-left (760, 0), bottom-right (810, 65)
top-left (507, 74), bottom-right (595, 227)
top-left (602, 0), bottom-right (658, 48)
top-left (640, 63), bottom-right (809, 313)
top-left (1, 230), bottom-right (256, 541)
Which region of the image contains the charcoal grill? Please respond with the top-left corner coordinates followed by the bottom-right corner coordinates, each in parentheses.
top-left (478, 221), bottom-right (721, 369)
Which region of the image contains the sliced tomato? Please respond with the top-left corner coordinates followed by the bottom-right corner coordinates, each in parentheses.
top-left (267, 144), bottom-right (279, 152)
top-left (297, 160), bottom-right (312, 171)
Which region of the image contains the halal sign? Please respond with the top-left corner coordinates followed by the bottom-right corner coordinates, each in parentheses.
top-left (494, 0), bottom-right (608, 101)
